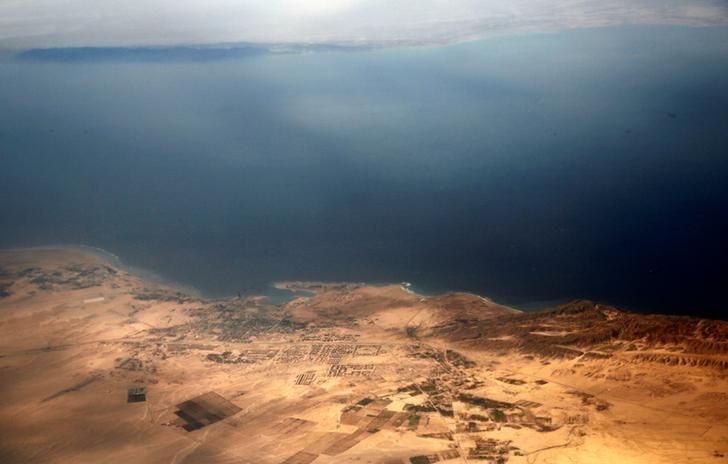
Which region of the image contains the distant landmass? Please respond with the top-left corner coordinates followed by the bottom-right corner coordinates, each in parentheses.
top-left (16, 45), bottom-right (269, 62)
top-left (2, 0), bottom-right (728, 52)
top-left (14, 42), bottom-right (382, 62)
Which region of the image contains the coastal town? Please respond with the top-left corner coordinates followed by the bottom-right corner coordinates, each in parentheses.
top-left (1, 248), bottom-right (727, 463)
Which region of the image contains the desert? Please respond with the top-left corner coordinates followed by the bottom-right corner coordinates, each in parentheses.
top-left (0, 247), bottom-right (726, 463)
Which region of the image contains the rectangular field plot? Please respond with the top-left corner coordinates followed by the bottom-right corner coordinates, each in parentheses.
top-left (409, 449), bottom-right (460, 464)
top-left (173, 392), bottom-right (241, 431)
top-left (322, 429), bottom-right (371, 455)
top-left (127, 387), bottom-right (146, 403)
top-left (281, 451), bottom-right (319, 464)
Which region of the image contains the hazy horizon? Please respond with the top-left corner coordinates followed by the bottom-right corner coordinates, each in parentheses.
top-left (1, 0), bottom-right (727, 50)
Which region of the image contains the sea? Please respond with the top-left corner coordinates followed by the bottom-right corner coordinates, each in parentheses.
top-left (1, 26), bottom-right (727, 319)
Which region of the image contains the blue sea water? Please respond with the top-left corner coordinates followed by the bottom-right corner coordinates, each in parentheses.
top-left (1, 26), bottom-right (727, 318)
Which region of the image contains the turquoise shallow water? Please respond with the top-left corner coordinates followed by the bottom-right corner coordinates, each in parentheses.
top-left (1, 26), bottom-right (727, 318)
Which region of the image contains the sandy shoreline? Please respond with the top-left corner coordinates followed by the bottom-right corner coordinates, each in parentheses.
top-left (1, 244), bottom-right (205, 297)
top-left (1, 244), bottom-right (524, 310)
top-left (0, 246), bottom-right (726, 463)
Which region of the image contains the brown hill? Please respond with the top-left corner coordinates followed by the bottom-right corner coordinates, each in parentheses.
top-left (437, 300), bottom-right (728, 368)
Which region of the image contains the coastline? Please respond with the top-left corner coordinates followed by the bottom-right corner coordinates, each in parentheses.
top-left (0, 245), bottom-right (554, 312)
top-left (0, 244), bottom-right (203, 298)
top-left (2, 246), bottom-right (726, 463)
top-left (0, 245), bottom-right (608, 315)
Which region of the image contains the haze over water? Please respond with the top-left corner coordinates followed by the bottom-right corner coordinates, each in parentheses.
top-left (2, 26), bottom-right (727, 318)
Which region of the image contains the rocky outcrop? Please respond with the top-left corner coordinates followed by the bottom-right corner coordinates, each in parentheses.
top-left (438, 300), bottom-right (728, 369)
top-left (631, 353), bottom-right (728, 370)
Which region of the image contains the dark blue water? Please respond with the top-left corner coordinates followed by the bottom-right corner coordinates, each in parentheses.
top-left (2, 26), bottom-right (727, 318)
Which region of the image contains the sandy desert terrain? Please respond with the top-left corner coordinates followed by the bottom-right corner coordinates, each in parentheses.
top-left (0, 247), bottom-right (726, 463)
